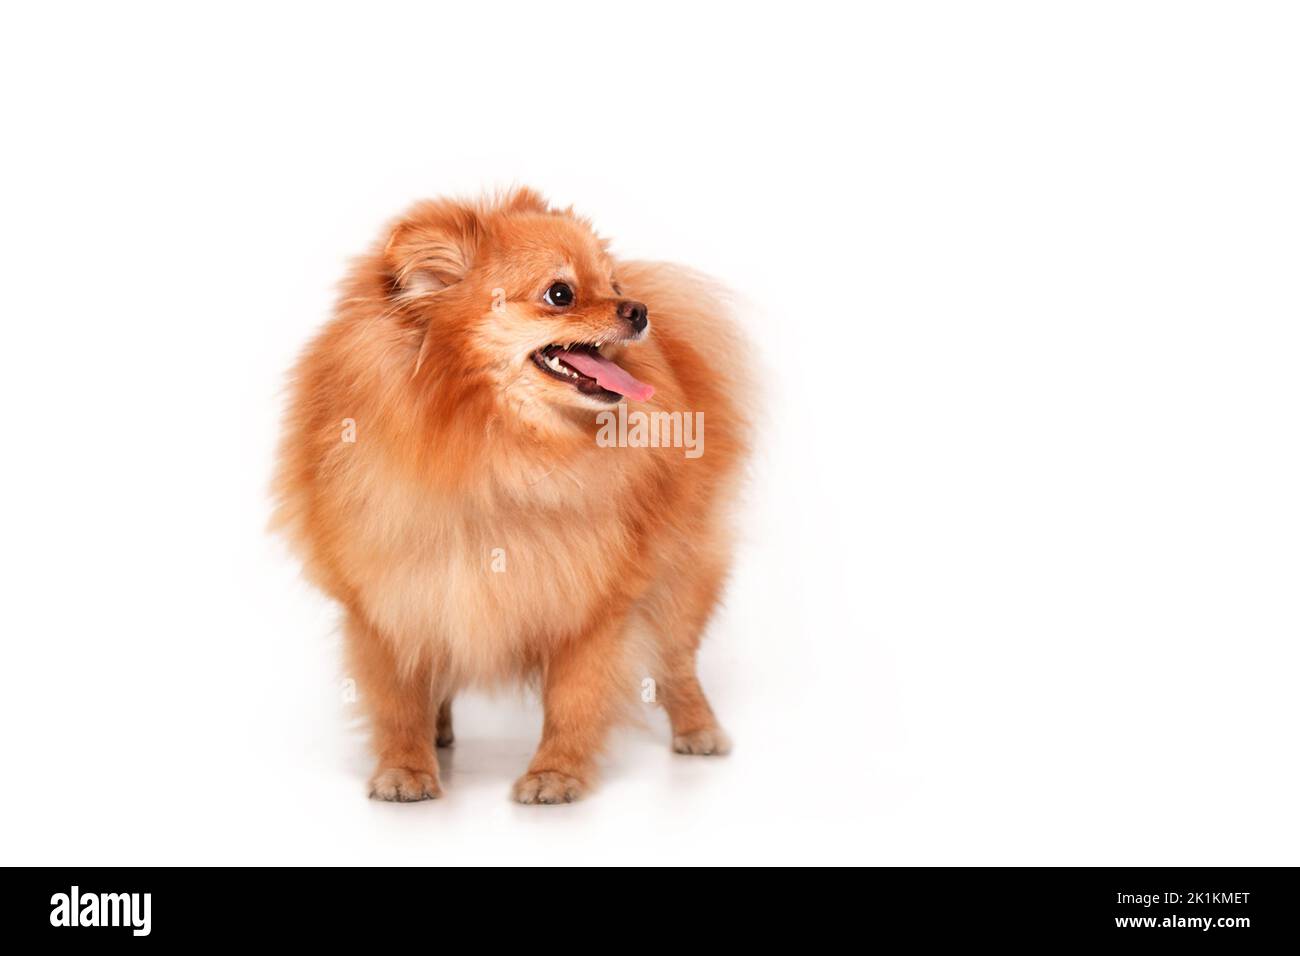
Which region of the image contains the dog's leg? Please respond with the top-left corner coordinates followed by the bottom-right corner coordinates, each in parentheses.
top-left (345, 611), bottom-right (442, 801)
top-left (435, 697), bottom-right (455, 748)
top-left (658, 648), bottom-right (731, 755)
top-left (647, 559), bottom-right (732, 755)
top-left (513, 617), bottom-right (630, 804)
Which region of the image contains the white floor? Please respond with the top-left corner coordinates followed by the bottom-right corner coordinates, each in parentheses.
top-left (9, 520), bottom-right (1298, 866)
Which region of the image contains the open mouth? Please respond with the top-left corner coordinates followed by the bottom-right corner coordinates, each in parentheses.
top-left (529, 343), bottom-right (655, 402)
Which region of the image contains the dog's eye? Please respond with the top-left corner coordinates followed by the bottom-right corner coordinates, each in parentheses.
top-left (544, 282), bottom-right (574, 308)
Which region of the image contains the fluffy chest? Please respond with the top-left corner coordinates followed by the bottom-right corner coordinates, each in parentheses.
top-left (346, 472), bottom-right (635, 673)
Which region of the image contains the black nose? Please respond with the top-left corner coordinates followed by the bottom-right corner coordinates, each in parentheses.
top-left (617, 300), bottom-right (649, 334)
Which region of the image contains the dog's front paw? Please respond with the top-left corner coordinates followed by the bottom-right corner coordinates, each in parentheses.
top-left (673, 727), bottom-right (732, 755)
top-left (513, 770), bottom-right (584, 805)
top-left (369, 767), bottom-right (441, 802)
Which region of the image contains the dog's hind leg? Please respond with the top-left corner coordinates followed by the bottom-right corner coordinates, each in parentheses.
top-left (435, 697), bottom-right (455, 748)
top-left (644, 557), bottom-right (732, 756)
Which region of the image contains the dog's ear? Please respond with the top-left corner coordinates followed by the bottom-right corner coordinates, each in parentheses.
top-left (383, 199), bottom-right (483, 296)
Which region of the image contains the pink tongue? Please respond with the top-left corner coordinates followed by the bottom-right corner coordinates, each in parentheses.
top-left (557, 350), bottom-right (655, 402)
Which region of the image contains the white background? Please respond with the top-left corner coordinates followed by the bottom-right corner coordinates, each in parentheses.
top-left (1, 2), bottom-right (1297, 865)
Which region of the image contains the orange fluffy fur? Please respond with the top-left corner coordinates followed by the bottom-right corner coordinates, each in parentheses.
top-left (272, 188), bottom-right (751, 803)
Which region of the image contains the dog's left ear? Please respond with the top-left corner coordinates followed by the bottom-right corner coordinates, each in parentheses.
top-left (383, 199), bottom-right (483, 296)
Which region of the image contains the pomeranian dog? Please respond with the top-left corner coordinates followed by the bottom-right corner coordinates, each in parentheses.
top-left (273, 188), bottom-right (751, 803)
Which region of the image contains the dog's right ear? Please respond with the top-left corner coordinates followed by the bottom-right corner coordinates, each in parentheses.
top-left (383, 199), bottom-right (483, 297)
